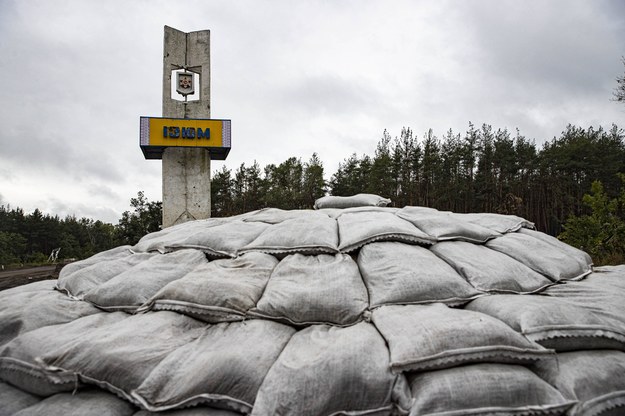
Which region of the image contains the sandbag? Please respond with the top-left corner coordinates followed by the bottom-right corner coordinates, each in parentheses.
top-left (12, 389), bottom-right (136, 416)
top-left (133, 408), bottom-right (243, 416)
top-left (337, 211), bottom-right (432, 252)
top-left (57, 252), bottom-right (157, 298)
top-left (58, 245), bottom-right (134, 278)
top-left (0, 279), bottom-right (57, 296)
top-left (538, 350), bottom-right (625, 416)
top-left (407, 363), bottom-right (575, 416)
top-left (0, 381), bottom-right (41, 416)
top-left (133, 219), bottom-right (227, 253)
top-left (456, 212), bottom-right (534, 233)
top-left (240, 213), bottom-right (338, 255)
top-left (132, 320), bottom-right (295, 413)
top-left (466, 294), bottom-right (625, 351)
top-left (40, 312), bottom-right (206, 403)
top-left (251, 322), bottom-right (412, 416)
top-left (431, 241), bottom-right (553, 293)
top-left (519, 228), bottom-right (594, 267)
top-left (313, 193), bottom-right (391, 209)
top-left (242, 208), bottom-right (329, 224)
top-left (0, 312), bottom-right (127, 396)
top-left (372, 303), bottom-right (552, 372)
top-left (397, 207), bottom-right (500, 243)
top-left (358, 242), bottom-right (482, 307)
top-left (82, 250), bottom-right (208, 312)
top-left (250, 253), bottom-right (368, 326)
top-left (0, 289), bottom-right (100, 346)
top-left (542, 270), bottom-right (625, 330)
top-left (164, 221), bottom-right (269, 258)
top-left (486, 232), bottom-right (592, 282)
top-left (146, 253), bottom-right (278, 322)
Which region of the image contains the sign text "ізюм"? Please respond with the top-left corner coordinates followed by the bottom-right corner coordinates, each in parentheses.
top-left (163, 126), bottom-right (211, 139)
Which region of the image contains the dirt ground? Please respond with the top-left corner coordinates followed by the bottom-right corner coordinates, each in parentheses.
top-left (0, 265), bottom-right (61, 291)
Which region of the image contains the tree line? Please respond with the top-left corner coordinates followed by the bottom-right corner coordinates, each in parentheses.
top-left (1, 122), bottom-right (624, 266)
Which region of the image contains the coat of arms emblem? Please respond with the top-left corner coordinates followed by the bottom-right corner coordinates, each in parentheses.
top-left (176, 71), bottom-right (195, 96)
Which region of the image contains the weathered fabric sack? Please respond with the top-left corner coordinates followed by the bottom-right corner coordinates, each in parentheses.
top-left (538, 350), bottom-right (625, 416)
top-left (456, 212), bottom-right (534, 233)
top-left (466, 294), bottom-right (625, 351)
top-left (519, 228), bottom-right (594, 267)
top-left (358, 242), bottom-right (482, 307)
top-left (11, 389), bottom-right (136, 416)
top-left (132, 319), bottom-right (295, 413)
top-left (58, 245), bottom-right (134, 278)
top-left (242, 208), bottom-right (329, 224)
top-left (0, 289), bottom-right (100, 346)
top-left (82, 250), bottom-right (208, 312)
top-left (320, 206), bottom-right (400, 219)
top-left (57, 252), bottom-right (157, 298)
top-left (407, 363), bottom-right (575, 416)
top-left (251, 322), bottom-right (412, 416)
top-left (133, 408), bottom-right (243, 416)
top-left (486, 232), bottom-right (592, 282)
top-left (338, 211), bottom-right (432, 252)
top-left (397, 207), bottom-right (500, 243)
top-left (240, 214), bottom-right (338, 255)
top-left (372, 303), bottom-right (552, 372)
top-left (0, 312), bottom-right (126, 396)
top-left (165, 220), bottom-right (269, 258)
top-left (133, 219), bottom-right (226, 253)
top-left (146, 253), bottom-right (278, 322)
top-left (40, 312), bottom-right (207, 403)
top-left (313, 193), bottom-right (391, 209)
top-left (0, 381), bottom-right (41, 416)
top-left (250, 253), bottom-right (368, 326)
top-left (431, 241), bottom-right (553, 293)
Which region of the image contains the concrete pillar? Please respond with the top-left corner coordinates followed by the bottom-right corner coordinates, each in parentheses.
top-left (162, 26), bottom-right (211, 228)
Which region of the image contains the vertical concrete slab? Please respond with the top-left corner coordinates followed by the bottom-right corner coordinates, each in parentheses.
top-left (162, 26), bottom-right (211, 228)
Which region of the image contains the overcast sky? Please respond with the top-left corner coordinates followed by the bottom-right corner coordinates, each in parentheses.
top-left (1, 0), bottom-right (624, 224)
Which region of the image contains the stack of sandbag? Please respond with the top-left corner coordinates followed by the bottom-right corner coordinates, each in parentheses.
top-left (1, 201), bottom-right (624, 415)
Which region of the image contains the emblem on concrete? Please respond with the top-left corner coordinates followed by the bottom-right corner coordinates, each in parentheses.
top-left (176, 71), bottom-right (195, 96)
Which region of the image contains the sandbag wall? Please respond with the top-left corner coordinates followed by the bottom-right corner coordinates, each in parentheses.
top-left (1, 206), bottom-right (624, 416)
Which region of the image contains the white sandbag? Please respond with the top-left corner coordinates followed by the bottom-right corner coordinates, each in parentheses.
top-left (57, 252), bottom-right (157, 298)
top-left (407, 363), bottom-right (575, 416)
top-left (539, 350), bottom-right (625, 416)
top-left (431, 241), bottom-right (553, 293)
top-left (165, 221), bottom-right (270, 258)
top-left (313, 193), bottom-right (391, 209)
top-left (133, 219), bottom-right (227, 253)
top-left (456, 212), bottom-right (534, 233)
top-left (320, 206), bottom-right (400, 219)
top-left (59, 245), bottom-right (134, 279)
top-left (82, 250), bottom-right (208, 312)
top-left (133, 408), bottom-right (242, 416)
top-left (0, 279), bottom-right (57, 296)
top-left (372, 303), bottom-right (552, 373)
top-left (466, 294), bottom-right (625, 351)
top-left (0, 381), bottom-right (41, 416)
top-left (132, 320), bottom-right (295, 413)
top-left (0, 289), bottom-right (100, 346)
top-left (592, 264), bottom-right (625, 289)
top-left (358, 242), bottom-right (482, 307)
top-left (397, 207), bottom-right (500, 243)
top-left (519, 228), bottom-right (594, 267)
top-left (242, 208), bottom-right (329, 224)
top-left (239, 213), bottom-right (338, 255)
top-left (251, 322), bottom-right (412, 416)
top-left (542, 271), bottom-right (625, 330)
top-left (0, 312), bottom-right (127, 396)
top-left (338, 211), bottom-right (432, 252)
top-left (486, 232), bottom-right (592, 282)
top-left (12, 389), bottom-right (137, 416)
top-left (250, 253), bottom-right (368, 326)
top-left (146, 253), bottom-right (279, 323)
top-left (40, 311), bottom-right (207, 403)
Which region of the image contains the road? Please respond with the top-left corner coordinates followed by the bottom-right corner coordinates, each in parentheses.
top-left (0, 265), bottom-right (58, 291)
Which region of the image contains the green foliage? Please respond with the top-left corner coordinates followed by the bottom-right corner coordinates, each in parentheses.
top-left (560, 176), bottom-right (625, 265)
top-left (115, 191), bottom-right (162, 246)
